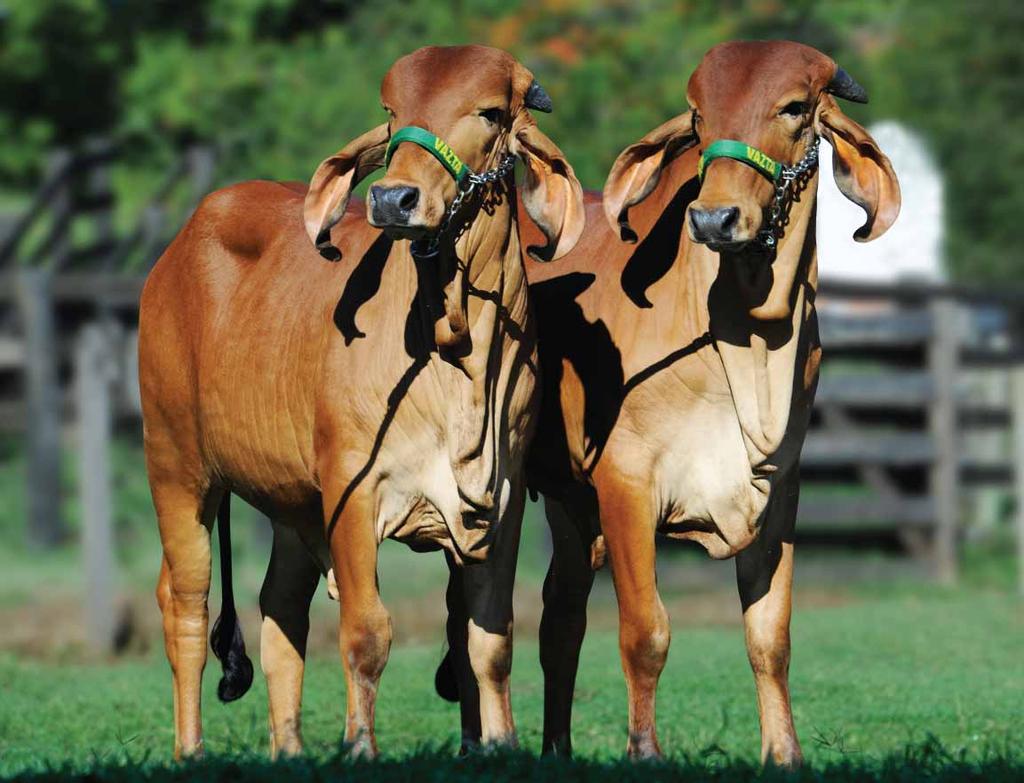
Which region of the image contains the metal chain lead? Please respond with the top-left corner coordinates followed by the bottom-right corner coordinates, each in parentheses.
top-left (414, 153), bottom-right (517, 257)
top-left (758, 137), bottom-right (820, 250)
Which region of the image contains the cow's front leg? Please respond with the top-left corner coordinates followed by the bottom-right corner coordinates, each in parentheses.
top-left (324, 480), bottom-right (392, 758)
top-left (735, 470), bottom-right (802, 768)
top-left (460, 483), bottom-right (525, 747)
top-left (596, 473), bottom-right (668, 759)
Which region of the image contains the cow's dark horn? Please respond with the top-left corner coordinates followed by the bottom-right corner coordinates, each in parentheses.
top-left (525, 80), bottom-right (553, 113)
top-left (828, 67), bottom-right (869, 104)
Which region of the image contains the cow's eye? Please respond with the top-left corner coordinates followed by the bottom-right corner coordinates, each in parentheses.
top-left (779, 101), bottom-right (809, 118)
top-left (479, 107), bottom-right (504, 125)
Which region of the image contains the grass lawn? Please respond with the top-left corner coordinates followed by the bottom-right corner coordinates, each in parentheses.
top-left (1, 589), bottom-right (1021, 781)
top-left (1, 434), bottom-right (1022, 779)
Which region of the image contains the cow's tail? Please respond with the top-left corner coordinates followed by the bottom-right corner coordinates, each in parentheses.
top-left (434, 646), bottom-right (460, 702)
top-left (209, 492), bottom-right (254, 702)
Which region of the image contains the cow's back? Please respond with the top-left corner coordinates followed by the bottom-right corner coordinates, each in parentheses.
top-left (139, 181), bottom-right (352, 510)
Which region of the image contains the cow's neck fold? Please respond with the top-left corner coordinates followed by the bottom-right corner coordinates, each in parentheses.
top-left (647, 157), bottom-right (815, 476)
top-left (425, 182), bottom-right (532, 560)
top-left (684, 172), bottom-right (819, 474)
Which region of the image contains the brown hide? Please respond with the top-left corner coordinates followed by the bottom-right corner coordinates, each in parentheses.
top-left (521, 40), bottom-right (899, 763)
top-left (139, 45), bottom-right (583, 759)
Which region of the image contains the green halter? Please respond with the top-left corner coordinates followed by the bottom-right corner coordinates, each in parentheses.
top-left (385, 126), bottom-right (472, 186)
top-left (698, 139), bottom-right (783, 183)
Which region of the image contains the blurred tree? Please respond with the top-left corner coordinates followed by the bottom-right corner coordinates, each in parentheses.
top-left (0, 0), bottom-right (120, 183)
top-left (0, 0), bottom-right (1021, 281)
top-left (870, 0), bottom-right (1024, 282)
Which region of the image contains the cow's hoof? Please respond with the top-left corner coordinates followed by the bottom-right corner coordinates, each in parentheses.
top-left (343, 735), bottom-right (378, 760)
top-left (626, 734), bottom-right (662, 760)
top-left (541, 735), bottom-right (573, 757)
top-left (174, 741), bottom-right (205, 762)
top-left (764, 745), bottom-right (804, 770)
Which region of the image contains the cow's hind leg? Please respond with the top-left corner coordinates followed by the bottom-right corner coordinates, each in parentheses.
top-left (596, 473), bottom-right (668, 759)
top-left (439, 553), bottom-right (483, 753)
top-left (260, 520), bottom-right (321, 758)
top-left (153, 483), bottom-right (219, 759)
top-left (539, 495), bottom-right (597, 756)
top-left (735, 470), bottom-right (802, 768)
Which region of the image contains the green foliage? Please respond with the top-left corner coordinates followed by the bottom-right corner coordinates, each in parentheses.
top-left (0, 0), bottom-right (120, 182)
top-left (869, 0), bottom-right (1024, 281)
top-left (0, 0), bottom-right (1022, 278)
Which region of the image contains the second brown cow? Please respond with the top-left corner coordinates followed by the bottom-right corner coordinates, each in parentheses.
top-left (439, 40), bottom-right (900, 767)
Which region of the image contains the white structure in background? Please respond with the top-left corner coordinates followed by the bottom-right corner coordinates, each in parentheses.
top-left (816, 121), bottom-right (944, 283)
top-left (818, 122), bottom-right (1006, 536)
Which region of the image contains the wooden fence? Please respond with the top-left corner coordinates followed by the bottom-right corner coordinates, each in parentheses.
top-left (805, 281), bottom-right (1024, 584)
top-left (0, 140), bottom-right (214, 550)
top-left (1, 141), bottom-right (1024, 652)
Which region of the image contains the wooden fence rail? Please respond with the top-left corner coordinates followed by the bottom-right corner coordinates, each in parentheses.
top-left (0, 141), bottom-right (214, 577)
top-left (803, 282), bottom-right (1024, 583)
top-left (3, 137), bottom-right (1024, 647)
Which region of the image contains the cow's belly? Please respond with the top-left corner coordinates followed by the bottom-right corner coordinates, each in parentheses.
top-left (197, 364), bottom-right (320, 514)
top-left (323, 360), bottom-right (524, 563)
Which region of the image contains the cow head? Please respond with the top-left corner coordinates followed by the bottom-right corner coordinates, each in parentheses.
top-left (604, 40), bottom-right (900, 257)
top-left (304, 45), bottom-right (583, 262)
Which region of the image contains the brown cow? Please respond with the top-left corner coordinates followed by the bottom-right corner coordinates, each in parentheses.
top-left (139, 44), bottom-right (583, 759)
top-left (441, 40), bottom-right (900, 765)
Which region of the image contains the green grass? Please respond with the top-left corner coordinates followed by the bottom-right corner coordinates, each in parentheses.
top-left (1, 591), bottom-right (1021, 781)
top-left (1, 436), bottom-right (1022, 780)
top-left (7, 748), bottom-right (1024, 783)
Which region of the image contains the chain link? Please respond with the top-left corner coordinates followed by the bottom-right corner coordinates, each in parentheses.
top-left (413, 154), bottom-right (517, 258)
top-left (758, 137), bottom-right (820, 250)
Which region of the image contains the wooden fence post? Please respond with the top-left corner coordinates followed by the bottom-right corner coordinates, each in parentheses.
top-left (76, 322), bottom-right (120, 654)
top-left (16, 268), bottom-right (64, 549)
top-left (1011, 366), bottom-right (1024, 598)
top-left (83, 137), bottom-right (115, 274)
top-left (929, 297), bottom-right (960, 584)
top-left (185, 145), bottom-right (216, 207)
top-left (46, 148), bottom-right (73, 273)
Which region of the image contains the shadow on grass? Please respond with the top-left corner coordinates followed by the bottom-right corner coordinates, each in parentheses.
top-left (8, 739), bottom-right (1023, 783)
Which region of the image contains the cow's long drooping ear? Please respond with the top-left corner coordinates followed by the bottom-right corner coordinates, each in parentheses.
top-left (510, 121), bottom-right (585, 262)
top-left (815, 95), bottom-right (901, 242)
top-left (303, 123), bottom-right (389, 258)
top-left (603, 112), bottom-right (697, 242)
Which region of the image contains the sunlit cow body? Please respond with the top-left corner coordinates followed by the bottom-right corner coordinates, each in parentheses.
top-left (139, 45), bottom-right (582, 759)
top-left (518, 41), bottom-right (900, 765)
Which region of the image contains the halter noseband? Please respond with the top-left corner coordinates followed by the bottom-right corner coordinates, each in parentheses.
top-left (385, 125), bottom-right (516, 257)
top-left (697, 136), bottom-right (821, 250)
top-left (698, 139), bottom-right (785, 183)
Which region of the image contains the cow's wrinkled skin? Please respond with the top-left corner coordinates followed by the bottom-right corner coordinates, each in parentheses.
top-left (139, 44), bottom-right (583, 760)
top-left (443, 40), bottom-right (900, 767)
